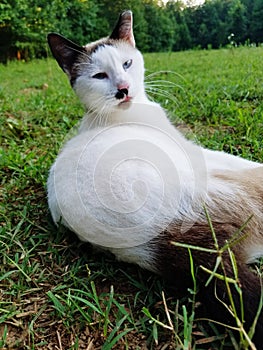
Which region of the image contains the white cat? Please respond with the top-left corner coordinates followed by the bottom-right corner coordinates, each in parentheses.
top-left (47, 11), bottom-right (263, 347)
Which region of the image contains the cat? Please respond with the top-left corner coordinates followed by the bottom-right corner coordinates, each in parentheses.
top-left (47, 11), bottom-right (263, 348)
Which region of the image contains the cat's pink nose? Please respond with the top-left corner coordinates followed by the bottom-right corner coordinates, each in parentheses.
top-left (117, 83), bottom-right (129, 91)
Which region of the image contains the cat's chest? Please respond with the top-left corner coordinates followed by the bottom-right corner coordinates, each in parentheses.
top-left (49, 124), bottom-right (206, 245)
top-left (58, 124), bottom-right (201, 192)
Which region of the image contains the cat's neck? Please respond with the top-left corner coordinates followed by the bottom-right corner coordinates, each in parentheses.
top-left (78, 92), bottom-right (168, 132)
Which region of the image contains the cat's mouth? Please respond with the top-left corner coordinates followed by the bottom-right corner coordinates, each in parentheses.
top-left (119, 95), bottom-right (132, 105)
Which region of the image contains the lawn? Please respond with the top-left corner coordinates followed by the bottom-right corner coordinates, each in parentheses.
top-left (1, 46), bottom-right (263, 349)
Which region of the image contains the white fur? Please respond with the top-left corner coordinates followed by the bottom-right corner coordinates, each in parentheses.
top-left (75, 43), bottom-right (145, 117)
top-left (48, 43), bottom-right (260, 263)
top-left (246, 244), bottom-right (263, 263)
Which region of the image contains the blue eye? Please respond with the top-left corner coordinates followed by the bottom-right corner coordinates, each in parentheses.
top-left (123, 59), bottom-right (132, 71)
top-left (92, 72), bottom-right (108, 79)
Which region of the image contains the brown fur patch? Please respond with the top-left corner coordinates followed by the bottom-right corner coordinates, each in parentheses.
top-left (151, 166), bottom-right (263, 346)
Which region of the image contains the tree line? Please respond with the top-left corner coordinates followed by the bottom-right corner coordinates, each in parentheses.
top-left (0, 0), bottom-right (263, 62)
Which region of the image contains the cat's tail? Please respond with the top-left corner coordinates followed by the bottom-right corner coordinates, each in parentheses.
top-left (152, 222), bottom-right (263, 349)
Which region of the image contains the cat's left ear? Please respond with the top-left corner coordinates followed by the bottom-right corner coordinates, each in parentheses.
top-left (47, 33), bottom-right (86, 77)
top-left (110, 10), bottom-right (135, 47)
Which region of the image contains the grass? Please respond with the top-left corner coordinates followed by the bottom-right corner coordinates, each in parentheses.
top-left (1, 46), bottom-right (263, 349)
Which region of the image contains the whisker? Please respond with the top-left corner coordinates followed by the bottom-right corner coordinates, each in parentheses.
top-left (145, 80), bottom-right (185, 91)
top-left (85, 94), bottom-right (114, 129)
top-left (145, 79), bottom-right (205, 111)
top-left (145, 85), bottom-right (183, 99)
top-left (64, 45), bottom-right (91, 60)
top-left (86, 101), bottom-right (104, 129)
top-left (145, 70), bottom-right (187, 82)
top-left (101, 105), bottom-right (111, 127)
top-left (145, 86), bottom-right (180, 106)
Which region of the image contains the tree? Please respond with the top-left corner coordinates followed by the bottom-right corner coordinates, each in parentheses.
top-left (0, 0), bottom-right (103, 62)
top-left (55, 0), bottom-right (105, 44)
top-left (96, 0), bottom-right (149, 51)
top-left (143, 1), bottom-right (174, 52)
top-left (166, 1), bottom-right (192, 51)
top-left (0, 0), bottom-right (60, 61)
top-left (250, 0), bottom-right (263, 43)
top-left (227, 0), bottom-right (247, 43)
top-left (185, 1), bottom-right (219, 49)
top-left (0, 0), bottom-right (261, 60)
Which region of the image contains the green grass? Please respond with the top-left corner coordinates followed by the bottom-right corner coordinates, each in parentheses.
top-left (1, 46), bottom-right (263, 349)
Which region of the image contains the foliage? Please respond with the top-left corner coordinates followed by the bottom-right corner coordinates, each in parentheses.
top-left (0, 0), bottom-right (103, 62)
top-left (1, 0), bottom-right (263, 61)
top-left (144, 2), bottom-right (174, 52)
top-left (250, 0), bottom-right (263, 43)
top-left (1, 46), bottom-right (263, 348)
top-left (228, 0), bottom-right (247, 44)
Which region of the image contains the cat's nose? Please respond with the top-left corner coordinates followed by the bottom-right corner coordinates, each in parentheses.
top-left (117, 83), bottom-right (129, 91)
top-left (115, 88), bottom-right (129, 100)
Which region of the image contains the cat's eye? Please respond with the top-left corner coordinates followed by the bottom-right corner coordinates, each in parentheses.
top-left (123, 59), bottom-right (132, 71)
top-left (92, 72), bottom-right (108, 79)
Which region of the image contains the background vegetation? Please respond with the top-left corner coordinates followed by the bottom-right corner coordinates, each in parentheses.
top-left (1, 46), bottom-right (263, 348)
top-left (1, 0), bottom-right (263, 62)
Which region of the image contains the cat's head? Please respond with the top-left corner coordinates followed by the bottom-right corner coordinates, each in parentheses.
top-left (48, 11), bottom-right (145, 114)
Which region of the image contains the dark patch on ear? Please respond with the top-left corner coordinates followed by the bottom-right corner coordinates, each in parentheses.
top-left (47, 33), bottom-right (86, 78)
top-left (110, 10), bottom-right (135, 47)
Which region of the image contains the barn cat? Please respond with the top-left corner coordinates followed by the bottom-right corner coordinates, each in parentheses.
top-left (47, 11), bottom-right (263, 347)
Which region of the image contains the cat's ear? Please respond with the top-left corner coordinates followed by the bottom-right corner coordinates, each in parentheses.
top-left (110, 10), bottom-right (135, 47)
top-left (47, 33), bottom-right (86, 76)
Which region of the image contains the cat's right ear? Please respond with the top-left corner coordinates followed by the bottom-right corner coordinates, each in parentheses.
top-left (110, 11), bottom-right (135, 47)
top-left (47, 33), bottom-right (86, 76)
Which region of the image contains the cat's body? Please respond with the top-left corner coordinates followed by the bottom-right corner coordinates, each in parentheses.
top-left (47, 11), bottom-right (263, 347)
